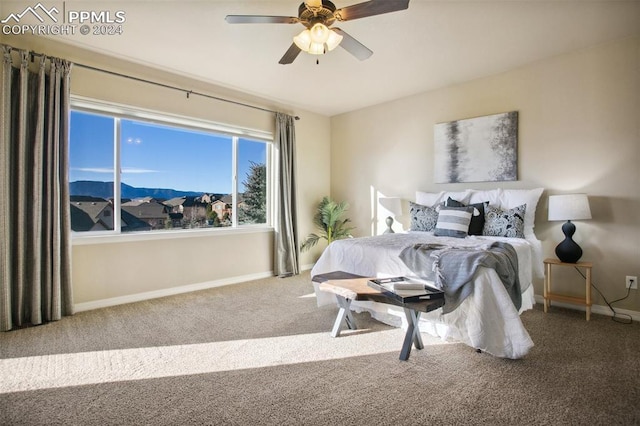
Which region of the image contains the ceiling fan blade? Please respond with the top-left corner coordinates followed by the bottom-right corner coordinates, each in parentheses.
top-left (335, 0), bottom-right (409, 21)
top-left (332, 28), bottom-right (373, 61)
top-left (225, 15), bottom-right (299, 24)
top-left (279, 43), bottom-right (302, 65)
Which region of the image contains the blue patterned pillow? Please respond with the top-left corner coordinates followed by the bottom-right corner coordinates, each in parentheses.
top-left (434, 206), bottom-right (473, 238)
top-left (409, 201), bottom-right (438, 232)
top-left (483, 204), bottom-right (526, 238)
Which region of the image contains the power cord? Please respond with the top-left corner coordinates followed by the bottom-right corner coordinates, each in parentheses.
top-left (573, 266), bottom-right (633, 324)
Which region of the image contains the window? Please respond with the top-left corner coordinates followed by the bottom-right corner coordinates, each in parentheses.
top-left (69, 98), bottom-right (272, 236)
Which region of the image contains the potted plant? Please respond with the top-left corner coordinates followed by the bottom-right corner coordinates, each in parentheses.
top-left (301, 196), bottom-right (354, 252)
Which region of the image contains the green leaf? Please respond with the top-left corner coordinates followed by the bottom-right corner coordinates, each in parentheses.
top-left (300, 196), bottom-right (354, 252)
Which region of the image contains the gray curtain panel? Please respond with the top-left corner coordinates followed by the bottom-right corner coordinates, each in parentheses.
top-left (0, 46), bottom-right (74, 331)
top-left (273, 112), bottom-right (299, 277)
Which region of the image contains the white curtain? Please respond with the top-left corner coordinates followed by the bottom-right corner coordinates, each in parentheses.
top-left (273, 112), bottom-right (299, 277)
top-left (0, 45), bottom-right (73, 331)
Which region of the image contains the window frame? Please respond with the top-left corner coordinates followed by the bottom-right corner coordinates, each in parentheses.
top-left (70, 96), bottom-right (274, 245)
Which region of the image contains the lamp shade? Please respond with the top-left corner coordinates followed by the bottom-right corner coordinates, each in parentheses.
top-left (310, 23), bottom-right (330, 44)
top-left (548, 194), bottom-right (592, 221)
top-left (293, 29), bottom-right (312, 51)
top-left (379, 197), bottom-right (402, 216)
top-left (308, 42), bottom-right (325, 55)
top-left (325, 29), bottom-right (343, 51)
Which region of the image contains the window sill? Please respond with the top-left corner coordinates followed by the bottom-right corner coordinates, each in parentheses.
top-left (72, 226), bottom-right (273, 246)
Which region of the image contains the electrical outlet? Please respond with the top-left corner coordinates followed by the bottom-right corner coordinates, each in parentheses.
top-left (626, 276), bottom-right (638, 290)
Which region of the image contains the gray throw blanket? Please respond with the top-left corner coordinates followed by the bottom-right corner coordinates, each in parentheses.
top-left (399, 242), bottom-right (521, 314)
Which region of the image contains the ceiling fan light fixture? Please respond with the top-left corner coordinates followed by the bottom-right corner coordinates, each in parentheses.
top-left (309, 23), bottom-right (330, 44)
top-left (309, 42), bottom-right (326, 55)
top-left (228, 0), bottom-right (410, 64)
top-left (325, 29), bottom-right (343, 51)
top-left (294, 23), bottom-right (341, 55)
top-left (293, 29), bottom-right (312, 51)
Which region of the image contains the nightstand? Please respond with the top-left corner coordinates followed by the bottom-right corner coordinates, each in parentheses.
top-left (543, 258), bottom-right (592, 320)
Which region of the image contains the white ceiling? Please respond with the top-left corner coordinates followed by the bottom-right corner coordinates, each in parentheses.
top-left (5, 1), bottom-right (640, 116)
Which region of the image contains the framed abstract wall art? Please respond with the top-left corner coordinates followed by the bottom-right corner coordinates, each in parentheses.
top-left (434, 111), bottom-right (518, 183)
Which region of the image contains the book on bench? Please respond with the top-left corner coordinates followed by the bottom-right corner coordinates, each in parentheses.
top-left (367, 277), bottom-right (444, 303)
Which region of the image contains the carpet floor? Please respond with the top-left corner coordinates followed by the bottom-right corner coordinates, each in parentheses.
top-left (1, 271), bottom-right (639, 425)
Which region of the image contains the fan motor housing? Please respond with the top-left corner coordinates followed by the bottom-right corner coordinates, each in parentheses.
top-left (298, 1), bottom-right (337, 27)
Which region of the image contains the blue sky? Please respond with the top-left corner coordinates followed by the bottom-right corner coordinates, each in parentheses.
top-left (69, 111), bottom-right (266, 193)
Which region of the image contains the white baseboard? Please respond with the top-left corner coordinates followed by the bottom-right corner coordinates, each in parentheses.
top-left (74, 271), bottom-right (275, 313)
top-left (77, 274), bottom-right (638, 322)
top-left (299, 263), bottom-right (314, 272)
top-left (533, 295), bottom-right (640, 322)
top-left (75, 264), bottom-right (316, 313)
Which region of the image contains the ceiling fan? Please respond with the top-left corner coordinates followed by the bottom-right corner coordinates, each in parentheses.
top-left (225, 0), bottom-right (410, 64)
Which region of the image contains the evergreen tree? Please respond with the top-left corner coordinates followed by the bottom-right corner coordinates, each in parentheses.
top-left (238, 161), bottom-right (266, 224)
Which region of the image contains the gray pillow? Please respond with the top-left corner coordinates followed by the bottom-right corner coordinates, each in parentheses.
top-left (445, 197), bottom-right (487, 236)
top-left (483, 204), bottom-right (526, 238)
top-left (409, 201), bottom-right (438, 232)
top-left (434, 206), bottom-right (473, 238)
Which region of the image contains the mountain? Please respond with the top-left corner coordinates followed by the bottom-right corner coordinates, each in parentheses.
top-left (70, 181), bottom-right (205, 200)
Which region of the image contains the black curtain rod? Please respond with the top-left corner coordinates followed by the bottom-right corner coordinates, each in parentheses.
top-left (75, 62), bottom-right (300, 120)
top-left (1, 43), bottom-right (299, 120)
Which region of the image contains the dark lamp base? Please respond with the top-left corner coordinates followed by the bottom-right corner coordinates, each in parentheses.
top-left (555, 220), bottom-right (583, 263)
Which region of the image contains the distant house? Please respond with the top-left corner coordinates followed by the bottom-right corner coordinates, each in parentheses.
top-left (70, 196), bottom-right (114, 231)
top-left (210, 199), bottom-right (229, 220)
top-left (120, 210), bottom-right (154, 232)
top-left (207, 195), bottom-right (244, 224)
top-left (71, 196), bottom-right (154, 232)
top-left (198, 194), bottom-right (215, 204)
top-left (168, 212), bottom-right (184, 228)
top-left (164, 196), bottom-right (208, 226)
top-left (122, 198), bottom-right (169, 230)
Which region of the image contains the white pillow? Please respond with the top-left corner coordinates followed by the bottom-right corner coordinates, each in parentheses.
top-left (415, 191), bottom-right (445, 207)
top-left (498, 188), bottom-right (544, 236)
top-left (416, 190), bottom-right (471, 207)
top-left (468, 189), bottom-right (503, 206)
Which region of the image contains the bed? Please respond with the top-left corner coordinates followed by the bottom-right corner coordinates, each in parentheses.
top-left (311, 188), bottom-right (544, 359)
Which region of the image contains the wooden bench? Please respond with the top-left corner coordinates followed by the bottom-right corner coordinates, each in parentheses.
top-left (312, 271), bottom-right (366, 335)
top-left (313, 272), bottom-right (445, 361)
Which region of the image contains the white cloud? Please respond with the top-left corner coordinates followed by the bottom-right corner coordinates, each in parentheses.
top-left (71, 167), bottom-right (159, 174)
top-left (71, 167), bottom-right (113, 174)
top-left (122, 167), bottom-right (159, 174)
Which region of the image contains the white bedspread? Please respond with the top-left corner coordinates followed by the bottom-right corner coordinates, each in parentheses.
top-left (311, 232), bottom-right (539, 359)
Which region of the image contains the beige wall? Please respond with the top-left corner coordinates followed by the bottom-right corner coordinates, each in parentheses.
top-left (4, 33), bottom-right (638, 313)
top-left (330, 37), bottom-right (640, 312)
top-left (3, 35), bottom-right (331, 305)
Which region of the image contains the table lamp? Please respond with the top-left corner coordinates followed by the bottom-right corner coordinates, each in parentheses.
top-left (548, 194), bottom-right (592, 263)
top-left (379, 197), bottom-right (402, 234)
